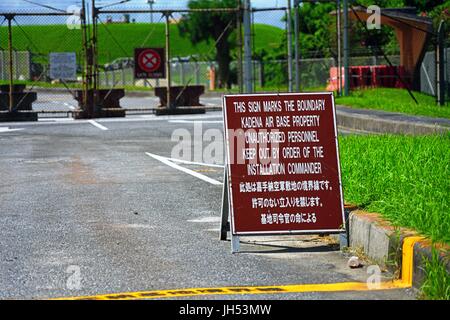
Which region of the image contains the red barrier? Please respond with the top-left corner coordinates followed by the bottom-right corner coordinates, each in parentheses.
top-left (386, 66), bottom-right (396, 87)
top-left (326, 67), bottom-right (345, 92)
top-left (395, 66), bottom-right (407, 88)
top-left (360, 66), bottom-right (372, 87)
top-left (327, 65), bottom-right (410, 90)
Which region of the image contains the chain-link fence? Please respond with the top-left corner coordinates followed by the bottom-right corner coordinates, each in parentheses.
top-left (0, 1), bottom-right (448, 117)
top-left (421, 48), bottom-right (450, 98)
top-left (0, 9), bottom-right (84, 116)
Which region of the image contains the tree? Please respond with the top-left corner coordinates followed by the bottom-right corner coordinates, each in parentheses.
top-left (294, 1), bottom-right (336, 58)
top-left (178, 0), bottom-right (238, 89)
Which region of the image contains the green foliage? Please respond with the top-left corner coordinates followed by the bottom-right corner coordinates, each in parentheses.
top-left (286, 0), bottom-right (447, 59)
top-left (178, 0), bottom-right (237, 44)
top-left (339, 134), bottom-right (450, 244)
top-left (295, 2), bottom-right (336, 57)
top-left (178, 0), bottom-right (238, 88)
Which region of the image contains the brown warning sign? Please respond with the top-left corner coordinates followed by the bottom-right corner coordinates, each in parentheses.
top-left (222, 93), bottom-right (345, 235)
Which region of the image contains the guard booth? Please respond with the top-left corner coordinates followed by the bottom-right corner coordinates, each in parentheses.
top-left (329, 7), bottom-right (434, 92)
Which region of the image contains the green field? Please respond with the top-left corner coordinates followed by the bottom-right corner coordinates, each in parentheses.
top-left (0, 23), bottom-right (284, 65)
top-left (336, 88), bottom-right (450, 119)
top-left (339, 134), bottom-right (450, 244)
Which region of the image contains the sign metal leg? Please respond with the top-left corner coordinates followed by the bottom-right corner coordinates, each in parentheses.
top-left (220, 166), bottom-right (229, 241)
top-left (231, 235), bottom-right (240, 254)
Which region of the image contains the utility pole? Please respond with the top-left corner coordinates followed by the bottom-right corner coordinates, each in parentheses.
top-left (336, 0), bottom-right (342, 96)
top-left (81, 0), bottom-right (90, 113)
top-left (6, 15), bottom-right (14, 112)
top-left (237, 0), bottom-right (244, 93)
top-left (148, 0), bottom-right (155, 24)
top-left (286, 0), bottom-right (293, 92)
top-left (293, 0), bottom-right (300, 92)
top-left (343, 0), bottom-right (350, 96)
top-left (92, 0), bottom-right (98, 104)
top-left (436, 20), bottom-right (445, 106)
top-left (243, 0), bottom-right (253, 93)
top-left (164, 12), bottom-right (172, 109)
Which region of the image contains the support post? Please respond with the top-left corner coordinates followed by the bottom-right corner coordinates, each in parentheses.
top-left (220, 166), bottom-right (230, 241)
top-left (237, 0), bottom-right (244, 93)
top-left (92, 0), bottom-right (98, 91)
top-left (243, 0), bottom-right (252, 93)
top-left (436, 20), bottom-right (445, 106)
top-left (92, 0), bottom-right (99, 112)
top-left (293, 0), bottom-right (300, 92)
top-left (231, 235), bottom-right (240, 254)
top-left (7, 15), bottom-right (14, 112)
top-left (180, 62), bottom-right (185, 85)
top-left (337, 0), bottom-right (342, 96)
top-left (81, 0), bottom-right (90, 114)
top-left (343, 0), bottom-right (350, 96)
top-left (286, 0), bottom-right (293, 92)
top-left (164, 12), bottom-right (172, 109)
top-left (148, 0), bottom-right (154, 24)
top-left (194, 61), bottom-right (200, 85)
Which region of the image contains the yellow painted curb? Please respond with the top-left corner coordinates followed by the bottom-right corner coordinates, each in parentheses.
top-left (53, 236), bottom-right (425, 300)
top-left (401, 236), bottom-right (425, 286)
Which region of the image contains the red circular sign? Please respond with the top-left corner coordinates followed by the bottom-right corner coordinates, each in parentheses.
top-left (138, 49), bottom-right (161, 73)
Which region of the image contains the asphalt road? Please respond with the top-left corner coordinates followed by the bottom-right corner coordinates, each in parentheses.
top-left (0, 107), bottom-right (415, 299)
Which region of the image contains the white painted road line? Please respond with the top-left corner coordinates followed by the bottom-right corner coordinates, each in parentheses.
top-left (8, 113), bottom-right (223, 127)
top-left (145, 152), bottom-right (223, 186)
top-left (166, 157), bottom-right (224, 168)
top-left (64, 103), bottom-right (76, 110)
top-left (0, 127), bottom-right (24, 133)
top-left (40, 118), bottom-right (75, 122)
top-left (88, 120), bottom-right (109, 131)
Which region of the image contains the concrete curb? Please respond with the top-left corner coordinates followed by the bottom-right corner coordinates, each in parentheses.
top-left (347, 209), bottom-right (450, 289)
top-left (336, 108), bottom-right (450, 135)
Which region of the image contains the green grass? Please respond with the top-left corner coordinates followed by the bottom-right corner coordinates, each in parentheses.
top-left (339, 134), bottom-right (450, 244)
top-left (420, 248), bottom-right (450, 300)
top-left (339, 134), bottom-right (450, 300)
top-left (336, 88), bottom-right (450, 119)
top-left (0, 23), bottom-right (284, 66)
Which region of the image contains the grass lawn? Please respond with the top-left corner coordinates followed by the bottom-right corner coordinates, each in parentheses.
top-left (339, 134), bottom-right (449, 244)
top-left (336, 88), bottom-right (450, 119)
top-left (339, 134), bottom-right (449, 299)
top-left (421, 249), bottom-right (450, 300)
